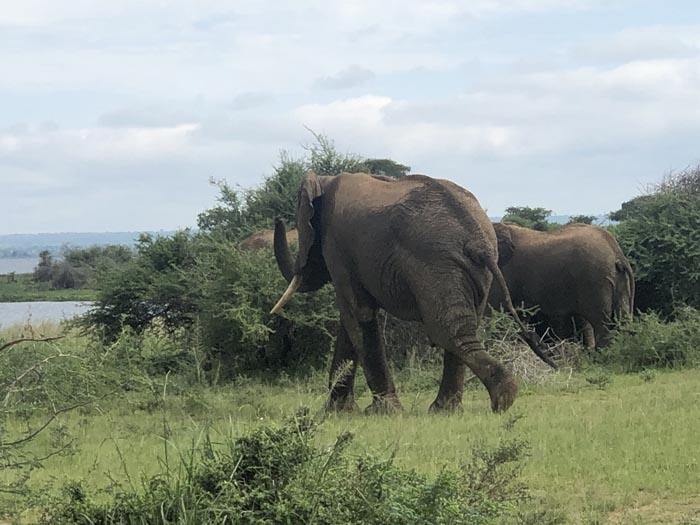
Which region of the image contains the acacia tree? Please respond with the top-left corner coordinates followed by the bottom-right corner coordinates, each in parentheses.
top-left (197, 132), bottom-right (411, 238)
top-left (567, 215), bottom-right (597, 225)
top-left (612, 165), bottom-right (700, 315)
top-left (501, 207), bottom-right (556, 231)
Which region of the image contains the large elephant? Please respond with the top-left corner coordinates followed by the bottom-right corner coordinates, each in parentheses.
top-left (488, 222), bottom-right (635, 349)
top-left (271, 171), bottom-right (555, 414)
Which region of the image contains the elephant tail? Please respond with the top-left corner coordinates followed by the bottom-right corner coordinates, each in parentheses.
top-left (613, 258), bottom-right (635, 319)
top-left (484, 257), bottom-right (558, 369)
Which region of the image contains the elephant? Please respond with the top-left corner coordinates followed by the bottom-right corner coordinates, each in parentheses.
top-left (271, 171), bottom-right (555, 414)
top-left (488, 222), bottom-right (635, 349)
top-left (240, 228), bottom-right (298, 251)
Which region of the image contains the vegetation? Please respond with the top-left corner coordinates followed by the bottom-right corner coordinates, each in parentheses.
top-left (0, 273), bottom-right (97, 302)
top-left (33, 245), bottom-right (133, 291)
top-left (3, 320), bottom-right (700, 523)
top-left (567, 214), bottom-right (597, 225)
top-left (500, 206), bottom-right (557, 231)
top-left (0, 244), bottom-right (131, 301)
top-left (42, 409), bottom-right (527, 525)
top-left (611, 166), bottom-right (700, 315)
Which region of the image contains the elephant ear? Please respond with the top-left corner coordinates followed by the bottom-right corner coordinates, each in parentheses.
top-left (493, 223), bottom-right (515, 266)
top-left (295, 172), bottom-right (324, 274)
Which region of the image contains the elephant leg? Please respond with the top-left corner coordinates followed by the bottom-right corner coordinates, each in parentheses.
top-left (430, 351), bottom-right (467, 412)
top-left (326, 324), bottom-right (359, 412)
top-left (336, 294), bottom-right (402, 414)
top-left (591, 318), bottom-right (612, 349)
top-left (359, 315), bottom-right (403, 414)
top-left (580, 319), bottom-right (596, 350)
top-left (421, 291), bottom-right (517, 413)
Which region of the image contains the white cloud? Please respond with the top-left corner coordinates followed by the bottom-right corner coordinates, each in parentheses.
top-left (314, 65), bottom-right (375, 90)
top-left (0, 124), bottom-right (200, 162)
top-left (294, 95), bottom-right (517, 158)
top-left (573, 25), bottom-right (700, 65)
top-left (1, 0), bottom-right (699, 232)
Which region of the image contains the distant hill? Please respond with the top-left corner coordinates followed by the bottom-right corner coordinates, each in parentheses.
top-left (0, 231), bottom-right (177, 258)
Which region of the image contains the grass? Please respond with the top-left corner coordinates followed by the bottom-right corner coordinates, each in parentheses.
top-left (0, 273), bottom-right (97, 302)
top-left (3, 362), bottom-right (700, 523)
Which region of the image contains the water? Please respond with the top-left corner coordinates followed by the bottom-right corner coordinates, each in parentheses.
top-left (0, 301), bottom-right (94, 328)
top-left (0, 258), bottom-right (38, 274)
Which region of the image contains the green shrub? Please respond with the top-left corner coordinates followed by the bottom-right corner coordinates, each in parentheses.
top-left (194, 237), bottom-right (338, 374)
top-left (611, 166), bottom-right (700, 315)
top-left (80, 231), bottom-right (201, 340)
top-left (501, 207), bottom-right (558, 231)
top-left (42, 410), bottom-right (529, 525)
top-left (598, 307), bottom-right (700, 372)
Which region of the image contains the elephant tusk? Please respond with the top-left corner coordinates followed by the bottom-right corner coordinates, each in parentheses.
top-left (270, 275), bottom-right (302, 314)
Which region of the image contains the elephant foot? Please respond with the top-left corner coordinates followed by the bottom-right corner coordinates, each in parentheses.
top-left (364, 395), bottom-right (403, 415)
top-left (429, 395), bottom-right (463, 413)
top-left (325, 395), bottom-right (360, 414)
top-left (486, 373), bottom-right (518, 413)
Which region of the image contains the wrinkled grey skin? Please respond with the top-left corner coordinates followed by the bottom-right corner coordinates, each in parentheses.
top-left (272, 172), bottom-right (554, 414)
top-left (488, 222), bottom-right (635, 349)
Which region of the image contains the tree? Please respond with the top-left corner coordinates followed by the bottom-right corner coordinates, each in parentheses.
top-left (361, 158), bottom-right (411, 179)
top-left (33, 250), bottom-right (53, 282)
top-left (567, 215), bottom-right (597, 225)
top-left (501, 207), bottom-right (556, 231)
top-left (197, 132), bottom-right (412, 237)
top-left (612, 165), bottom-right (700, 315)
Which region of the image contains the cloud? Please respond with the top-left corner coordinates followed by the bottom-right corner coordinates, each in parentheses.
top-left (572, 25), bottom-right (700, 65)
top-left (97, 108), bottom-right (196, 128)
top-left (314, 65), bottom-right (375, 90)
top-left (0, 123), bottom-right (201, 162)
top-left (229, 92), bottom-right (274, 111)
top-left (1, 0), bottom-right (699, 233)
top-left (294, 95), bottom-right (516, 158)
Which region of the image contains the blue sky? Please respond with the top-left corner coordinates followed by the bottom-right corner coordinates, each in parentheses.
top-left (2, 0), bottom-right (700, 233)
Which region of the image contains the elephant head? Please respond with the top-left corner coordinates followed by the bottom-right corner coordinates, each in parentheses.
top-left (272, 172), bottom-right (332, 312)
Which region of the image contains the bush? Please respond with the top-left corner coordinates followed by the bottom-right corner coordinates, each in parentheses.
top-left (597, 306), bottom-right (700, 372)
top-left (81, 231), bottom-right (201, 340)
top-left (0, 332), bottom-right (106, 500)
top-left (80, 233), bottom-right (337, 375)
top-left (611, 166), bottom-right (700, 315)
top-left (501, 207), bottom-right (558, 231)
top-left (42, 410), bottom-right (529, 525)
top-left (194, 237), bottom-right (338, 374)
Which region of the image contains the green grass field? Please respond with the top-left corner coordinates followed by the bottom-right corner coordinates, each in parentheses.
top-left (0, 273), bottom-right (97, 301)
top-left (3, 355), bottom-right (700, 524)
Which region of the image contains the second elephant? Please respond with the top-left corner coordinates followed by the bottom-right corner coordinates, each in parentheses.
top-left (488, 223), bottom-right (635, 349)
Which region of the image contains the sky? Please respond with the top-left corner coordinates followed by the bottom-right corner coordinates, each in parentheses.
top-left (2, 1), bottom-right (700, 234)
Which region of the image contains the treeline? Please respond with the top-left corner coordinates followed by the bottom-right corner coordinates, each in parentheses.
top-left (78, 133), bottom-right (700, 375)
top-left (33, 245), bottom-right (133, 290)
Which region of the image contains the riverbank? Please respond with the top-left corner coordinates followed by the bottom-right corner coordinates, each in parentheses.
top-left (0, 273), bottom-right (97, 302)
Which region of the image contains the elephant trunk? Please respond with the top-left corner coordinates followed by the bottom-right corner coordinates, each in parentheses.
top-left (486, 258), bottom-right (558, 369)
top-left (274, 218), bottom-right (296, 283)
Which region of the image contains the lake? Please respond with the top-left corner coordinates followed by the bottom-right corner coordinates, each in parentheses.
top-left (0, 258), bottom-right (38, 275)
top-left (0, 301), bottom-right (93, 328)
